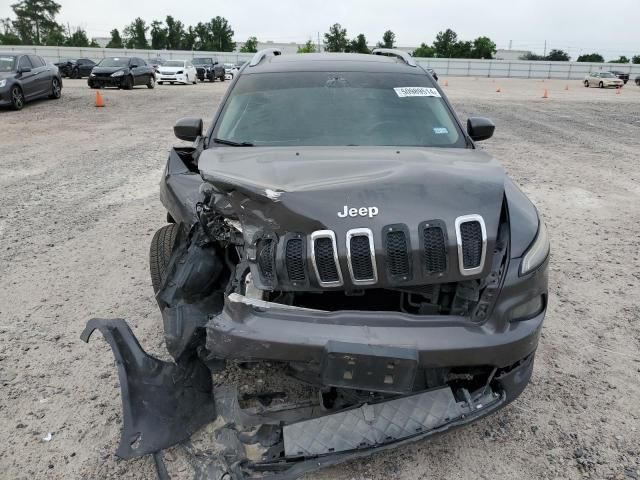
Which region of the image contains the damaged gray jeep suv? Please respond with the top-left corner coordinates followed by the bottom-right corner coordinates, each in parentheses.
top-left (83, 49), bottom-right (549, 479)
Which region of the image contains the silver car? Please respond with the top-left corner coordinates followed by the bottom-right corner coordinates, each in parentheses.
top-left (584, 71), bottom-right (624, 88)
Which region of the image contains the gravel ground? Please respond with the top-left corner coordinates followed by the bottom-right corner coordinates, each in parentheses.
top-left (0, 77), bottom-right (639, 480)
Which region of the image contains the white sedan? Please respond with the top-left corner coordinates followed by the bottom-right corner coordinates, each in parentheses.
top-left (224, 63), bottom-right (239, 80)
top-left (583, 71), bottom-right (624, 89)
top-left (157, 60), bottom-right (197, 85)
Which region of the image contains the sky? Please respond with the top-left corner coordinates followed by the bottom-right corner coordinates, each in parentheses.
top-left (2, 0), bottom-right (639, 58)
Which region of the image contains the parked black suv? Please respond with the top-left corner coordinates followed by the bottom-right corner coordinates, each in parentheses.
top-left (54, 58), bottom-right (96, 78)
top-left (610, 70), bottom-right (629, 84)
top-left (192, 57), bottom-right (225, 82)
top-left (84, 49), bottom-right (549, 478)
top-left (87, 56), bottom-right (155, 89)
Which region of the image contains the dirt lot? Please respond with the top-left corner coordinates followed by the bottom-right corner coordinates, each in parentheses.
top-left (1, 77), bottom-right (639, 480)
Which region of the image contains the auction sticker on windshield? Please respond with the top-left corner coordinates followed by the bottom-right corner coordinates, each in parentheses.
top-left (394, 87), bottom-right (441, 98)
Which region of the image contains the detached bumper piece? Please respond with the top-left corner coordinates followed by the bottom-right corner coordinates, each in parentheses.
top-left (284, 387), bottom-right (474, 456)
top-left (82, 318), bottom-right (534, 480)
top-left (80, 318), bottom-right (216, 459)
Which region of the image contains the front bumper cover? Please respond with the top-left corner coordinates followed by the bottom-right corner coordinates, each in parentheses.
top-left (82, 316), bottom-right (535, 479)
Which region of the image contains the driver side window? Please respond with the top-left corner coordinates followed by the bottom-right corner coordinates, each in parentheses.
top-left (18, 56), bottom-right (32, 70)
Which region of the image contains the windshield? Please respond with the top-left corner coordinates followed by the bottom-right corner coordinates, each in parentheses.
top-left (0, 55), bottom-right (16, 72)
top-left (600, 72), bottom-right (615, 78)
top-left (192, 58), bottom-right (211, 65)
top-left (99, 57), bottom-right (129, 67)
top-left (214, 72), bottom-right (464, 147)
top-left (163, 60), bottom-right (184, 67)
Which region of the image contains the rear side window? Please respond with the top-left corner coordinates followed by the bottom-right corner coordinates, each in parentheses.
top-left (18, 56), bottom-right (32, 70)
top-left (28, 55), bottom-right (44, 67)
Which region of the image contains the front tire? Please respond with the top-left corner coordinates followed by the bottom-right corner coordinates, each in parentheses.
top-left (71, 68), bottom-right (79, 79)
top-left (10, 85), bottom-right (24, 110)
top-left (149, 224), bottom-right (180, 293)
top-left (49, 77), bottom-right (62, 99)
top-left (147, 76), bottom-right (155, 89)
top-left (599, 81), bottom-right (604, 89)
top-left (123, 75), bottom-right (134, 90)
top-left (584, 80), bottom-right (589, 87)
top-left (220, 75), bottom-right (225, 82)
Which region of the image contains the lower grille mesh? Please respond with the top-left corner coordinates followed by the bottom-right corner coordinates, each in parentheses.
top-left (257, 239), bottom-right (275, 284)
top-left (285, 238), bottom-right (306, 282)
top-left (423, 226), bottom-right (447, 273)
top-left (386, 231), bottom-right (410, 277)
top-left (349, 235), bottom-right (374, 280)
top-left (460, 221), bottom-right (483, 269)
top-left (314, 237), bottom-right (339, 283)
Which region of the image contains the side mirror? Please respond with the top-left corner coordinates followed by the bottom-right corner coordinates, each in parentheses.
top-left (174, 117), bottom-right (203, 142)
top-left (467, 117), bottom-right (495, 142)
top-left (214, 61), bottom-right (218, 65)
top-left (19, 66), bottom-right (32, 73)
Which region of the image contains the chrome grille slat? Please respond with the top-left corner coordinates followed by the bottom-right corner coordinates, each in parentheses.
top-left (455, 215), bottom-right (487, 276)
top-left (346, 228), bottom-right (377, 285)
top-left (310, 230), bottom-right (343, 287)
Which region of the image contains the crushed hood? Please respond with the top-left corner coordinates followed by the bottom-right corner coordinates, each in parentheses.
top-left (198, 146), bottom-right (505, 236)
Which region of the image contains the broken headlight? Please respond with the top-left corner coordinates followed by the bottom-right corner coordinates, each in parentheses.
top-left (520, 218), bottom-right (549, 275)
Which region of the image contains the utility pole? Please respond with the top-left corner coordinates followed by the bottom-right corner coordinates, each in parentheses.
top-left (317, 32), bottom-right (320, 53)
top-left (543, 40), bottom-right (547, 57)
top-left (508, 39), bottom-right (512, 50)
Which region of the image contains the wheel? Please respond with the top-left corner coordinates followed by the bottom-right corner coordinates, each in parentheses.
top-left (584, 80), bottom-right (589, 87)
top-left (170, 81), bottom-right (174, 85)
top-left (149, 224), bottom-right (180, 293)
top-left (220, 75), bottom-right (225, 82)
top-left (599, 81), bottom-right (604, 89)
top-left (10, 85), bottom-right (24, 110)
top-left (123, 75), bottom-right (134, 90)
top-left (147, 76), bottom-right (155, 89)
top-left (637, 79), bottom-right (640, 86)
top-left (70, 68), bottom-right (79, 79)
top-left (167, 212), bottom-right (175, 223)
top-left (49, 77), bottom-right (62, 99)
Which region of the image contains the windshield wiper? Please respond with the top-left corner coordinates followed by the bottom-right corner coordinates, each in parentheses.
top-left (213, 138), bottom-right (254, 147)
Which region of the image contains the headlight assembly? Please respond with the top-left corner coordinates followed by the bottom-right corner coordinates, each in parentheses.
top-left (111, 70), bottom-right (125, 77)
top-left (0, 79), bottom-right (6, 88)
top-left (520, 218), bottom-right (550, 275)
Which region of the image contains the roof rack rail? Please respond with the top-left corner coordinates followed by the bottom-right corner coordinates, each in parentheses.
top-left (249, 48), bottom-right (282, 67)
top-left (371, 48), bottom-right (417, 67)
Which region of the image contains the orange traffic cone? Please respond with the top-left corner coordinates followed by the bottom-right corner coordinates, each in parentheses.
top-left (443, 80), bottom-right (449, 87)
top-left (95, 91), bottom-right (105, 107)
top-left (542, 89), bottom-right (549, 99)
top-left (496, 86), bottom-right (501, 93)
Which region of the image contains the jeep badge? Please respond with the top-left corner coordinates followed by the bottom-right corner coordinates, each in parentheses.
top-left (337, 205), bottom-right (379, 218)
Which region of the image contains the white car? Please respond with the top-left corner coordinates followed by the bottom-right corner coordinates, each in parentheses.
top-left (224, 63), bottom-right (239, 80)
top-left (583, 71), bottom-right (624, 89)
top-left (157, 60), bottom-right (197, 85)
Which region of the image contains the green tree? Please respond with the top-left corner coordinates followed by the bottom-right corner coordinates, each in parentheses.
top-left (412, 42), bottom-right (435, 58)
top-left (165, 16), bottom-right (185, 49)
top-left (324, 23), bottom-right (348, 52)
top-left (297, 39), bottom-right (316, 53)
top-left (520, 52), bottom-right (546, 61)
top-left (89, 38), bottom-right (100, 48)
top-left (150, 20), bottom-right (167, 49)
top-left (609, 55), bottom-right (629, 64)
top-left (106, 28), bottom-right (123, 48)
top-left (632, 55), bottom-right (640, 64)
top-left (451, 40), bottom-right (472, 58)
top-left (124, 17), bottom-right (149, 49)
top-left (208, 16), bottom-right (235, 51)
top-left (546, 49), bottom-right (570, 61)
top-left (576, 53), bottom-right (604, 62)
top-left (0, 17), bottom-right (21, 44)
top-left (470, 36), bottom-right (496, 59)
top-left (347, 33), bottom-right (370, 53)
top-left (64, 27), bottom-right (90, 47)
top-left (181, 25), bottom-right (197, 50)
top-left (10, 0), bottom-right (63, 45)
top-left (193, 22), bottom-right (209, 49)
top-left (377, 30), bottom-right (395, 49)
top-left (433, 28), bottom-right (458, 57)
top-left (240, 36), bottom-right (258, 53)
